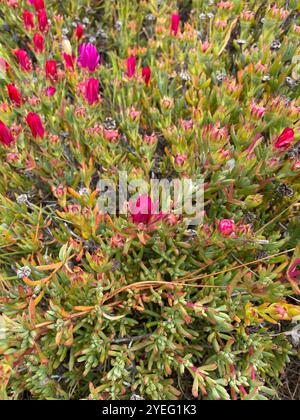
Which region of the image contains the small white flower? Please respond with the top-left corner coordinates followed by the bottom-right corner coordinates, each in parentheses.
top-left (79, 188), bottom-right (89, 196)
top-left (288, 324), bottom-right (300, 346)
top-left (262, 75), bottom-right (271, 82)
top-left (179, 70), bottom-right (191, 82)
top-left (104, 118), bottom-right (117, 130)
top-left (286, 77), bottom-right (296, 88)
top-left (216, 71), bottom-right (226, 83)
top-left (115, 21), bottom-right (122, 30)
top-left (271, 40), bottom-right (281, 50)
top-left (145, 14), bottom-right (155, 22)
top-left (17, 194), bottom-right (29, 205)
top-left (130, 394), bottom-right (145, 400)
top-left (17, 266), bottom-right (31, 279)
top-left (62, 38), bottom-right (72, 55)
top-left (226, 159), bottom-right (236, 170)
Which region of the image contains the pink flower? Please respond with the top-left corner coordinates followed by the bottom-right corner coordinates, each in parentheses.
top-left (7, 84), bottom-right (22, 106)
top-left (33, 0), bottom-right (45, 11)
top-left (171, 14), bottom-right (180, 35)
top-left (49, 134), bottom-right (60, 143)
top-left (7, 0), bottom-right (18, 7)
top-left (129, 106), bottom-right (140, 120)
top-left (6, 152), bottom-right (19, 162)
top-left (75, 106), bottom-right (86, 117)
top-left (144, 133), bottom-right (157, 145)
top-left (38, 9), bottom-right (49, 33)
top-left (103, 129), bottom-right (119, 142)
top-left (218, 148), bottom-right (230, 159)
top-left (274, 128), bottom-right (295, 150)
top-left (75, 24), bottom-right (84, 41)
top-left (127, 56), bottom-right (136, 78)
top-left (27, 96), bottom-right (40, 106)
top-left (0, 121), bottom-right (14, 146)
top-left (217, 1), bottom-right (233, 10)
top-left (288, 259), bottom-right (300, 283)
top-left (218, 219), bottom-right (235, 236)
top-left (23, 10), bottom-right (35, 30)
top-left (63, 53), bottom-right (75, 70)
top-left (129, 194), bottom-right (162, 225)
top-left (52, 184), bottom-right (65, 198)
top-left (292, 161), bottom-right (300, 171)
top-left (10, 122), bottom-right (22, 138)
top-left (241, 10), bottom-right (255, 21)
top-left (203, 122), bottom-right (229, 141)
top-left (26, 112), bottom-right (45, 139)
top-left (200, 40), bottom-right (210, 53)
top-left (175, 154), bottom-right (187, 166)
top-left (142, 66), bottom-right (151, 86)
top-left (0, 57), bottom-right (9, 72)
top-left (85, 78), bottom-right (99, 105)
top-left (45, 86), bottom-right (56, 96)
top-left (33, 33), bottom-right (45, 53)
top-left (45, 60), bottom-right (58, 83)
top-left (180, 119), bottom-right (193, 130)
top-left (256, 63), bottom-right (268, 73)
top-left (14, 49), bottom-right (32, 72)
top-left (166, 214), bottom-right (180, 226)
top-left (215, 19), bottom-right (227, 29)
top-left (110, 235), bottom-right (125, 248)
top-left (250, 101), bottom-right (266, 118)
top-left (78, 43), bottom-right (100, 72)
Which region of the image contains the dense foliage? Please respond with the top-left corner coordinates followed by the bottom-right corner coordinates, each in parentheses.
top-left (0, 0), bottom-right (299, 400)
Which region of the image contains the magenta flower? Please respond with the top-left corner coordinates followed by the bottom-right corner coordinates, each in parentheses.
top-left (23, 10), bottom-right (35, 30)
top-left (103, 129), bottom-right (119, 142)
top-left (33, 33), bottom-right (45, 53)
top-left (129, 194), bottom-right (163, 225)
top-left (0, 121), bottom-right (14, 146)
top-left (26, 112), bottom-right (45, 139)
top-left (171, 14), bottom-right (180, 35)
top-left (142, 66), bottom-right (151, 86)
top-left (175, 154), bottom-right (187, 166)
top-left (250, 101), bottom-right (266, 119)
top-left (63, 53), bottom-right (75, 70)
top-left (45, 86), bottom-right (56, 97)
top-left (288, 259), bottom-right (300, 283)
top-left (45, 60), bottom-right (58, 83)
top-left (0, 57), bottom-right (8, 72)
top-left (218, 219), bottom-right (235, 236)
top-left (14, 49), bottom-right (32, 72)
top-left (33, 0), bottom-right (45, 11)
top-left (38, 9), bottom-right (49, 33)
top-left (75, 24), bottom-right (84, 41)
top-left (85, 78), bottom-right (99, 105)
top-left (7, 84), bottom-right (23, 106)
top-left (274, 128), bottom-right (295, 150)
top-left (78, 43), bottom-right (100, 72)
top-left (127, 55), bottom-right (136, 78)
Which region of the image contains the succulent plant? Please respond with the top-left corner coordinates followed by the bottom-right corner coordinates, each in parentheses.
top-left (0, 0), bottom-right (299, 401)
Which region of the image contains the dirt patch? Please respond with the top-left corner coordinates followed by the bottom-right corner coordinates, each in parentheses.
top-left (277, 357), bottom-right (300, 400)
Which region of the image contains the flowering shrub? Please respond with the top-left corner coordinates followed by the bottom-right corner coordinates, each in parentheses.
top-left (0, 0), bottom-right (300, 401)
